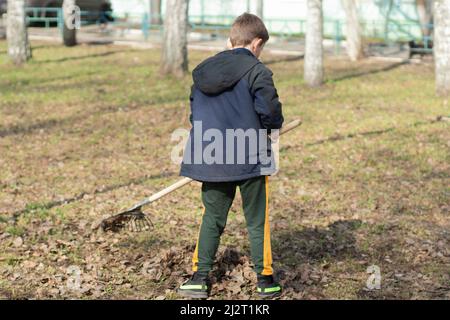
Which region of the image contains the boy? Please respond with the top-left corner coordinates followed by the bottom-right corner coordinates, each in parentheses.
top-left (178, 13), bottom-right (284, 299)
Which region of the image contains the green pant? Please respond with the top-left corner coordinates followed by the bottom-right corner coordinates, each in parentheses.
top-left (192, 176), bottom-right (273, 275)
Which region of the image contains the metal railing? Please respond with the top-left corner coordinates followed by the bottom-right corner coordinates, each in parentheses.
top-left (23, 8), bottom-right (433, 54)
top-left (25, 7), bottom-right (63, 29)
top-left (25, 7), bottom-right (116, 29)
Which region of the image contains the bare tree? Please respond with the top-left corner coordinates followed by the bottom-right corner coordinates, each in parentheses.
top-left (416, 0), bottom-right (434, 39)
top-left (7, 0), bottom-right (31, 65)
top-left (62, 0), bottom-right (77, 47)
top-left (434, 0), bottom-right (450, 96)
top-left (256, 0), bottom-right (264, 19)
top-left (150, 0), bottom-right (162, 25)
top-left (161, 0), bottom-right (189, 78)
top-left (304, 0), bottom-right (324, 87)
top-left (341, 0), bottom-right (364, 61)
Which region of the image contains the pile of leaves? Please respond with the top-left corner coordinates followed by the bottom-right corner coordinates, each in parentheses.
top-left (140, 245), bottom-right (260, 299)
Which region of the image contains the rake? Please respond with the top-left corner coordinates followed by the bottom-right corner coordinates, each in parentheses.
top-left (97, 119), bottom-right (302, 232)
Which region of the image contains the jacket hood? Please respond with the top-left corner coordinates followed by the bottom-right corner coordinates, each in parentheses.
top-left (192, 48), bottom-right (260, 95)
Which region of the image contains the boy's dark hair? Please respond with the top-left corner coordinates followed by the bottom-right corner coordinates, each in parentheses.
top-left (229, 13), bottom-right (269, 47)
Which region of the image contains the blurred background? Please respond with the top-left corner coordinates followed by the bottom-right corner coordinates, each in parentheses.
top-left (0, 0), bottom-right (436, 59)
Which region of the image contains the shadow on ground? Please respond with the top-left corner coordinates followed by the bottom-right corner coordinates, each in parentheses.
top-left (0, 96), bottom-right (183, 138)
top-left (33, 49), bottom-right (134, 64)
top-left (327, 61), bottom-right (409, 83)
top-left (273, 220), bottom-right (362, 293)
top-left (264, 55), bottom-right (304, 65)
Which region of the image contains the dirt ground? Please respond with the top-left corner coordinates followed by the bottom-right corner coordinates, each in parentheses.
top-left (0, 40), bottom-right (449, 299)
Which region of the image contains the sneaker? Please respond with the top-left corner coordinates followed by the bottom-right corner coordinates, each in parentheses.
top-left (257, 274), bottom-right (282, 298)
top-left (178, 272), bottom-right (209, 299)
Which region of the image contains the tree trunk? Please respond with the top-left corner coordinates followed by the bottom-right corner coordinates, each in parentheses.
top-left (256, 0), bottom-right (264, 19)
top-left (304, 0), bottom-right (324, 87)
top-left (341, 0), bottom-right (364, 61)
top-left (161, 0), bottom-right (189, 78)
top-left (434, 0), bottom-right (450, 96)
top-left (1, 13), bottom-right (6, 39)
top-left (150, 0), bottom-right (162, 25)
top-left (63, 0), bottom-right (77, 47)
top-left (7, 0), bottom-right (31, 65)
top-left (416, 0), bottom-right (433, 38)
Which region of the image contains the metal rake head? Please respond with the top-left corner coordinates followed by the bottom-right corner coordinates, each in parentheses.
top-left (99, 207), bottom-right (153, 232)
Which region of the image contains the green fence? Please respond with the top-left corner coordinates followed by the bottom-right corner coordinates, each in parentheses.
top-left (26, 7), bottom-right (63, 29)
top-left (24, 7), bottom-right (433, 54)
top-left (25, 7), bottom-right (117, 29)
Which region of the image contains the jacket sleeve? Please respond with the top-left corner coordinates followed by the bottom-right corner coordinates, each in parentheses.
top-left (248, 64), bottom-right (284, 130)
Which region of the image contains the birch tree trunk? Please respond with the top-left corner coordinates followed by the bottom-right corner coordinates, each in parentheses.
top-left (304, 0), bottom-right (324, 87)
top-left (7, 0), bottom-right (31, 65)
top-left (256, 0), bottom-right (264, 19)
top-left (161, 0), bottom-right (189, 78)
top-left (63, 0), bottom-right (77, 47)
top-left (150, 0), bottom-right (162, 25)
top-left (434, 0), bottom-right (450, 96)
top-left (416, 0), bottom-right (434, 38)
top-left (341, 0), bottom-right (364, 61)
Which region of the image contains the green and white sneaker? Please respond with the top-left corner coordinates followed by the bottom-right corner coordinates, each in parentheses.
top-left (178, 272), bottom-right (209, 299)
top-left (257, 275), bottom-right (282, 298)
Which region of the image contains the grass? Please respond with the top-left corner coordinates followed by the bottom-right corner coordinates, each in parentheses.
top-left (0, 40), bottom-right (449, 300)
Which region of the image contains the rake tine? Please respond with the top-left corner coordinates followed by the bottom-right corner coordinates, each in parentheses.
top-left (132, 218), bottom-right (139, 232)
top-left (148, 216), bottom-right (154, 227)
top-left (140, 219), bottom-right (148, 231)
top-left (144, 218), bottom-right (152, 230)
top-left (141, 217), bottom-right (150, 229)
top-left (128, 218), bottom-right (134, 232)
top-left (135, 219), bottom-right (140, 232)
top-left (144, 215), bottom-right (154, 228)
top-left (135, 217), bottom-right (143, 232)
top-left (127, 218), bottom-right (133, 232)
top-left (135, 216), bottom-right (143, 232)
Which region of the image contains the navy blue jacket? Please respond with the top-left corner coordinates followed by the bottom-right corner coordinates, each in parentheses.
top-left (180, 48), bottom-right (284, 182)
